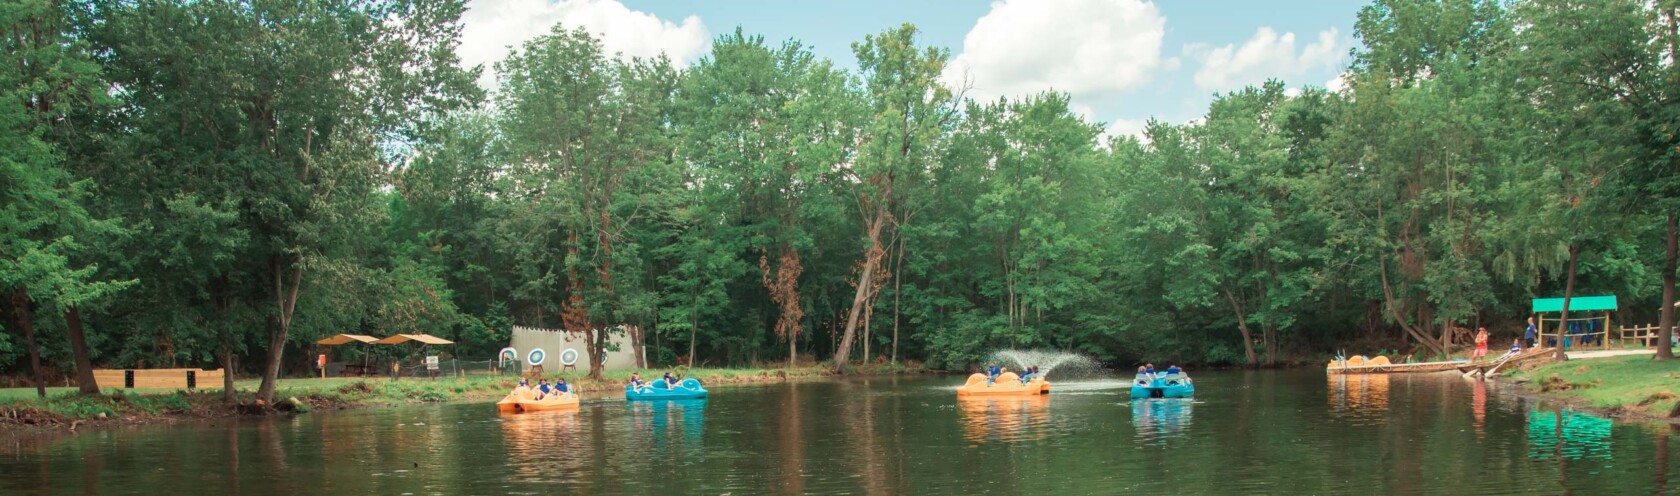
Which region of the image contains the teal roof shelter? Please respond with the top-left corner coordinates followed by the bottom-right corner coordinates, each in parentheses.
top-left (1531, 295), bottom-right (1616, 351)
top-left (1531, 295), bottom-right (1617, 313)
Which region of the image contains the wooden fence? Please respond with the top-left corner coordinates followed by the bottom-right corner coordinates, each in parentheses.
top-left (1619, 324), bottom-right (1673, 347)
top-left (91, 368), bottom-right (224, 389)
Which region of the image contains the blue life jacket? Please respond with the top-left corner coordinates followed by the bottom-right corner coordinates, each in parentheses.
top-left (538, 384), bottom-right (551, 394)
top-left (556, 383), bottom-right (569, 393)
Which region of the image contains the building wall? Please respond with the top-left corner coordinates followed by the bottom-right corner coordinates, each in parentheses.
top-left (508, 325), bottom-right (641, 373)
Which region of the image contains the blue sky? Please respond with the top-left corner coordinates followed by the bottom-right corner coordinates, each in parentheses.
top-left (459, 0), bottom-right (1368, 137)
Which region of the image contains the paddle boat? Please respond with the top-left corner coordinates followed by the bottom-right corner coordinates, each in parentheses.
top-left (626, 377), bottom-right (708, 400)
top-left (955, 372), bottom-right (1050, 396)
top-left (496, 385), bottom-right (580, 413)
top-left (1131, 373), bottom-right (1194, 399)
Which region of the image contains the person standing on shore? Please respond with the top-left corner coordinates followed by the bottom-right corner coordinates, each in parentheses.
top-left (1473, 327), bottom-right (1489, 361)
top-left (1524, 317), bottom-right (1537, 349)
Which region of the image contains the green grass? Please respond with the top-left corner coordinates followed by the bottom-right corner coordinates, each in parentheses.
top-left (1509, 354), bottom-right (1680, 418)
top-left (0, 363), bottom-right (924, 423)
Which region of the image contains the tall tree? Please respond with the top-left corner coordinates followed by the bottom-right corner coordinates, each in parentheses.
top-left (832, 24), bottom-right (956, 372)
top-left (497, 25), bottom-right (677, 380)
top-left (675, 29), bottom-right (859, 367)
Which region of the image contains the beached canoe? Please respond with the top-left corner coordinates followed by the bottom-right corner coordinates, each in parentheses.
top-left (1130, 375), bottom-right (1194, 398)
top-left (626, 378), bottom-right (708, 400)
top-left (955, 372), bottom-right (1050, 396)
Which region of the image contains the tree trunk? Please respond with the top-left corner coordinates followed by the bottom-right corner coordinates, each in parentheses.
top-left (256, 259), bottom-right (302, 404)
top-left (1656, 212), bottom-right (1676, 360)
top-left (65, 306), bottom-right (99, 395)
top-left (1223, 289), bottom-right (1258, 367)
top-left (892, 235), bottom-right (904, 366)
top-left (11, 290), bottom-right (46, 398)
top-left (1263, 323), bottom-right (1277, 367)
top-left (1554, 244), bottom-right (1581, 362)
top-left (216, 284), bottom-right (236, 403)
top-left (833, 208), bottom-right (889, 373)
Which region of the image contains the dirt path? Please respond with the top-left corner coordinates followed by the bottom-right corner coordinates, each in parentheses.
top-left (1566, 349), bottom-right (1656, 360)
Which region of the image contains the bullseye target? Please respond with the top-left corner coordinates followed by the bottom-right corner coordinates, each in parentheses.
top-left (527, 348), bottom-right (546, 366)
top-left (559, 348), bottom-right (580, 366)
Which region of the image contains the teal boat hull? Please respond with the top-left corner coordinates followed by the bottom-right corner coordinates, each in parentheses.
top-left (1130, 376), bottom-right (1194, 398)
top-left (626, 378), bottom-right (708, 400)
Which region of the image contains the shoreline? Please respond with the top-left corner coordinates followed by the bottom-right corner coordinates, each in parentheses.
top-left (0, 364), bottom-right (928, 435)
top-left (1492, 354), bottom-right (1680, 424)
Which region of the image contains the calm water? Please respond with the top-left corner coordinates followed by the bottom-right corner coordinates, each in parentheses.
top-left (3, 370), bottom-right (1677, 495)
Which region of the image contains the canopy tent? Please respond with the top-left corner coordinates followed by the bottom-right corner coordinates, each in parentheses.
top-left (317, 334), bottom-right (378, 346)
top-left (1531, 295), bottom-right (1616, 351)
top-left (374, 334), bottom-right (457, 379)
top-left (314, 334), bottom-right (380, 377)
top-left (373, 333), bottom-right (454, 345)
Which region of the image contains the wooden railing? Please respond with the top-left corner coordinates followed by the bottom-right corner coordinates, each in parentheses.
top-left (1620, 324), bottom-right (1669, 347)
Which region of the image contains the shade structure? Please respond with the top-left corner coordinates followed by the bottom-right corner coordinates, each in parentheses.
top-left (317, 334), bottom-right (379, 346)
top-left (1530, 296), bottom-right (1617, 313)
top-left (373, 333), bottom-right (455, 345)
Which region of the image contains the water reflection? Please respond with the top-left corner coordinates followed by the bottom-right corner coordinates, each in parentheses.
top-left (957, 395), bottom-right (1051, 445)
top-left (498, 408), bottom-right (585, 484)
top-left (1327, 373), bottom-right (1390, 424)
top-left (628, 399), bottom-right (706, 451)
top-left (1471, 377), bottom-right (1487, 438)
top-left (1528, 409), bottom-right (1612, 461)
top-left (1130, 399), bottom-right (1193, 444)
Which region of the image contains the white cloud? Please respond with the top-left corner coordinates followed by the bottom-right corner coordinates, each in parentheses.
top-left (1102, 118), bottom-right (1151, 145)
top-left (944, 0), bottom-right (1169, 103)
top-left (460, 0), bottom-right (709, 84)
top-left (1190, 27), bottom-right (1344, 92)
top-left (1325, 72), bottom-right (1349, 93)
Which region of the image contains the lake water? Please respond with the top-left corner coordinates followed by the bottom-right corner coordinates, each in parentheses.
top-left (3, 370), bottom-right (1676, 494)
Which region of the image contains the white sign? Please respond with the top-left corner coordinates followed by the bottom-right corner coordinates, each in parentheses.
top-left (425, 356), bottom-right (440, 371)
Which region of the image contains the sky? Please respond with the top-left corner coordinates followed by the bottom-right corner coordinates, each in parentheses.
top-left (457, 0), bottom-right (1368, 139)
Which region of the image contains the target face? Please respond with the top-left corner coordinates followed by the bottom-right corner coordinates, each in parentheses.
top-left (499, 348), bottom-right (517, 363)
top-left (527, 348), bottom-right (546, 366)
top-left (559, 348), bottom-right (580, 366)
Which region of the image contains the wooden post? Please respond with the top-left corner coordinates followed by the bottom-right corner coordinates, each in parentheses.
top-left (1603, 311), bottom-right (1610, 350)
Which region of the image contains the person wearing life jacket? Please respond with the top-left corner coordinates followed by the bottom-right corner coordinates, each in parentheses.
top-left (663, 372), bottom-right (679, 388)
top-left (1135, 366), bottom-right (1151, 386)
top-left (535, 379), bottom-right (552, 399)
top-left (1144, 363), bottom-right (1157, 378)
top-left (630, 372), bottom-right (647, 391)
top-left (554, 377), bottom-right (570, 396)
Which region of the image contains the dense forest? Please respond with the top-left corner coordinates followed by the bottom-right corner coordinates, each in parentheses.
top-left (4, 0), bottom-right (1679, 401)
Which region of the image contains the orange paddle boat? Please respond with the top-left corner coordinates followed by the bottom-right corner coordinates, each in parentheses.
top-left (955, 372), bottom-right (1049, 396)
top-left (496, 386), bottom-right (580, 413)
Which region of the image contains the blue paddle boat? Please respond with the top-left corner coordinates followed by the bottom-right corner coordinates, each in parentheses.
top-left (626, 377), bottom-right (708, 400)
top-left (1131, 374), bottom-right (1194, 399)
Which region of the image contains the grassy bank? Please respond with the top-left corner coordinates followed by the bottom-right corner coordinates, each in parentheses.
top-left (1506, 355), bottom-right (1680, 421)
top-left (0, 362), bottom-right (923, 429)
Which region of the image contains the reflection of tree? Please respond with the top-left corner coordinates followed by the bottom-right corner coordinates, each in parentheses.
top-left (839, 379), bottom-right (892, 496)
top-left (778, 383), bottom-right (804, 494)
top-left (958, 395), bottom-right (1051, 445)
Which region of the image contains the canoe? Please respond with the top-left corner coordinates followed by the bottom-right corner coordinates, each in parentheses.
top-left (1326, 355), bottom-right (1468, 375)
top-left (1130, 375), bottom-right (1194, 398)
top-left (497, 386), bottom-right (580, 413)
top-left (955, 372), bottom-right (1050, 396)
top-left (626, 378), bottom-right (707, 400)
